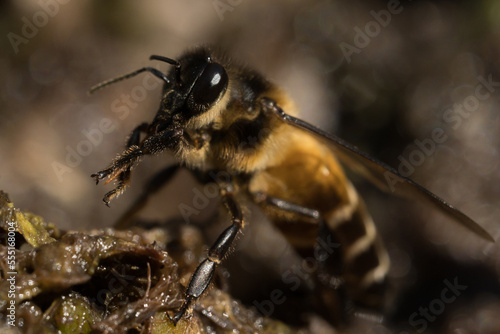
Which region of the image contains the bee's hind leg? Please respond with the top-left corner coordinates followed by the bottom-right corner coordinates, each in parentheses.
top-left (251, 191), bottom-right (350, 323)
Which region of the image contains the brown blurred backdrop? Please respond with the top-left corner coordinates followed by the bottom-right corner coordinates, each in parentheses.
top-left (1, 0), bottom-right (500, 332)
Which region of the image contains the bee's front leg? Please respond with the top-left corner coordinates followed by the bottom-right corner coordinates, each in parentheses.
top-left (91, 123), bottom-right (150, 206)
top-left (92, 125), bottom-right (182, 206)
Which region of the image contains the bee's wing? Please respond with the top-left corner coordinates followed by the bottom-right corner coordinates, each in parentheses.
top-left (274, 107), bottom-right (493, 242)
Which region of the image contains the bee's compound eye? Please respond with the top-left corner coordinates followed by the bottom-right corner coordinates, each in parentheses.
top-left (192, 62), bottom-right (228, 107)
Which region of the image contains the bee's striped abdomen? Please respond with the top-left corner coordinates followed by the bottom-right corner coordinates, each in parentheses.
top-left (325, 182), bottom-right (390, 308)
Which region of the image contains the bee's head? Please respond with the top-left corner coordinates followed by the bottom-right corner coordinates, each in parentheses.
top-left (89, 46), bottom-right (230, 134)
top-left (158, 47), bottom-right (229, 129)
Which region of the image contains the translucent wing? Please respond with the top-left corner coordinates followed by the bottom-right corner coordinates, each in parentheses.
top-left (263, 98), bottom-right (494, 242)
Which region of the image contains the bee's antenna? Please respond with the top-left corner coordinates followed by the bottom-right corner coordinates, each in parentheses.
top-left (150, 55), bottom-right (182, 85)
top-left (89, 67), bottom-right (171, 95)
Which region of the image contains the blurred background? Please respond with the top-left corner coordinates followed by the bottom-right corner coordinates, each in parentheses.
top-left (1, 0), bottom-right (500, 332)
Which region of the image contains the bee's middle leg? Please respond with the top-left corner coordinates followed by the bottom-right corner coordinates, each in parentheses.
top-left (172, 178), bottom-right (244, 324)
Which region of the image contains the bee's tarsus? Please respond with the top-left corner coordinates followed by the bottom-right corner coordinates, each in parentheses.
top-left (172, 297), bottom-right (191, 325)
top-left (91, 174), bottom-right (100, 185)
top-left (103, 191), bottom-right (114, 207)
top-left (91, 170), bottom-right (112, 182)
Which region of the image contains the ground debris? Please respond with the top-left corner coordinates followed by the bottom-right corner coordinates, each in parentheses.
top-left (0, 192), bottom-right (319, 333)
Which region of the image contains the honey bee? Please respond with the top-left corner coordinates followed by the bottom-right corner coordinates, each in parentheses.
top-left (89, 46), bottom-right (493, 324)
